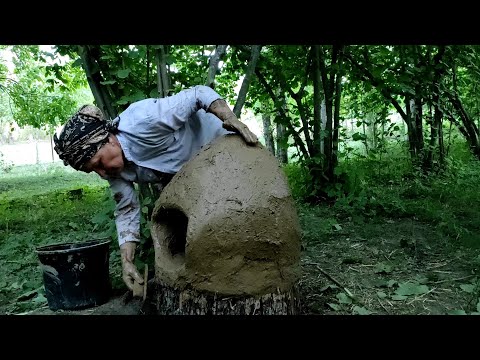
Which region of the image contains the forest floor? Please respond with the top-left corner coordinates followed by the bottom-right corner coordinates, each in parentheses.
top-left (1, 163), bottom-right (479, 316)
top-left (26, 214), bottom-right (480, 316)
top-left (298, 213), bottom-right (480, 315)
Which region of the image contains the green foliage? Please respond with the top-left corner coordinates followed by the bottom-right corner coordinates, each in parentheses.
top-left (0, 163), bottom-right (120, 313)
top-left (4, 45), bottom-right (91, 132)
top-left (54, 45), bottom-right (243, 117)
top-left (288, 131), bottom-right (480, 249)
top-left (449, 277), bottom-right (480, 315)
top-left (282, 162), bottom-right (312, 201)
top-left (4, 44), bottom-right (480, 315)
top-left (394, 282), bottom-right (430, 297)
top-left (10, 86), bottom-right (77, 131)
top-left (296, 202), bottom-right (341, 247)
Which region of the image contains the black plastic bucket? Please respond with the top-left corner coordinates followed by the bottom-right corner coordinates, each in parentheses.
top-left (36, 238), bottom-right (111, 311)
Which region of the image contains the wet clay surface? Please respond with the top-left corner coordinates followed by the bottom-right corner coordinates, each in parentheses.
top-left (151, 134), bottom-right (301, 296)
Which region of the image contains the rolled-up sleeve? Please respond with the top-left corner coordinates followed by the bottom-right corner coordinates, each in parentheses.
top-left (108, 178), bottom-right (141, 246)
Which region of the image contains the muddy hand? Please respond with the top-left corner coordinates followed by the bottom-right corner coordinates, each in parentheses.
top-left (223, 116), bottom-right (258, 145)
top-left (122, 261), bottom-right (144, 291)
top-left (120, 242), bottom-right (144, 291)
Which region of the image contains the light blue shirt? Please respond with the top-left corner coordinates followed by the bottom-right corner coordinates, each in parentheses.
top-left (105, 85), bottom-right (231, 246)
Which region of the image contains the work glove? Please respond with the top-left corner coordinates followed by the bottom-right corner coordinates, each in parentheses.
top-left (223, 116), bottom-right (258, 145)
top-left (120, 241), bottom-right (144, 291)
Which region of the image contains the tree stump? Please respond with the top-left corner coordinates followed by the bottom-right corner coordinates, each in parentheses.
top-left (155, 280), bottom-right (301, 315)
top-left (151, 134), bottom-right (302, 315)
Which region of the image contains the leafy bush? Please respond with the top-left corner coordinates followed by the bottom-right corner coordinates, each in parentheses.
top-left (282, 162), bottom-right (312, 201)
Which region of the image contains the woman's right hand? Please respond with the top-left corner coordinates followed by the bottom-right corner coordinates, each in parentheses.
top-left (120, 241), bottom-right (144, 291)
top-left (223, 116), bottom-right (258, 145)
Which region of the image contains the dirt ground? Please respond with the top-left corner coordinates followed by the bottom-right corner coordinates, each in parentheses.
top-left (27, 289), bottom-right (157, 315)
top-left (299, 218), bottom-right (480, 315)
top-left (23, 218), bottom-right (480, 316)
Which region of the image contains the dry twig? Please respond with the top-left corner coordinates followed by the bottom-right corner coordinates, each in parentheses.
top-left (305, 262), bottom-right (366, 306)
top-left (377, 298), bottom-right (390, 314)
top-left (432, 275), bottom-right (475, 284)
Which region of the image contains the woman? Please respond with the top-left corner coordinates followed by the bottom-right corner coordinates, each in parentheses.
top-left (54, 85), bottom-right (258, 291)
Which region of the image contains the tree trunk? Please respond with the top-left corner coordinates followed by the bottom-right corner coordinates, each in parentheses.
top-left (362, 117), bottom-right (369, 154)
top-left (276, 89), bottom-right (288, 164)
top-left (318, 46), bottom-right (333, 179)
top-left (155, 46), bottom-right (170, 98)
top-left (437, 109), bottom-right (445, 165)
top-left (405, 97), bottom-right (415, 158)
top-left (262, 113), bottom-right (275, 155)
top-left (320, 99), bottom-right (327, 154)
top-left (255, 68), bottom-right (308, 160)
top-left (205, 45), bottom-right (228, 89)
top-left (312, 45), bottom-right (322, 157)
top-left (454, 99), bottom-right (480, 157)
top-left (331, 46), bottom-right (344, 176)
top-left (77, 45), bottom-right (117, 119)
top-left (276, 122), bottom-right (288, 164)
top-left (88, 46), bottom-right (123, 111)
top-left (414, 98), bottom-right (425, 158)
top-left (233, 45), bottom-right (262, 118)
top-left (423, 46), bottom-right (446, 170)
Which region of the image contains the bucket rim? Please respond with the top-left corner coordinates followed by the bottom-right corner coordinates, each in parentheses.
top-left (35, 237), bottom-right (111, 255)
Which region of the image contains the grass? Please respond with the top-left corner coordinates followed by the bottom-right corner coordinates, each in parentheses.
top-left (0, 162), bottom-right (122, 314)
top-left (286, 147), bottom-right (480, 315)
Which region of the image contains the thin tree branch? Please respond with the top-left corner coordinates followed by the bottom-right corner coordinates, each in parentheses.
top-left (344, 51), bottom-right (409, 121)
top-left (233, 45), bottom-right (261, 117)
top-left (305, 262), bottom-right (364, 305)
top-left (205, 45), bottom-right (228, 89)
top-left (255, 68), bottom-right (309, 159)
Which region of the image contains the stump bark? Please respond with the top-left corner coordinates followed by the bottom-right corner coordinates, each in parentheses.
top-left (151, 134), bottom-right (302, 315)
top-left (155, 280), bottom-right (301, 315)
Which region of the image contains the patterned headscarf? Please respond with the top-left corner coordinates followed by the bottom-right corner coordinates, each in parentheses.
top-left (54, 105), bottom-right (119, 171)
